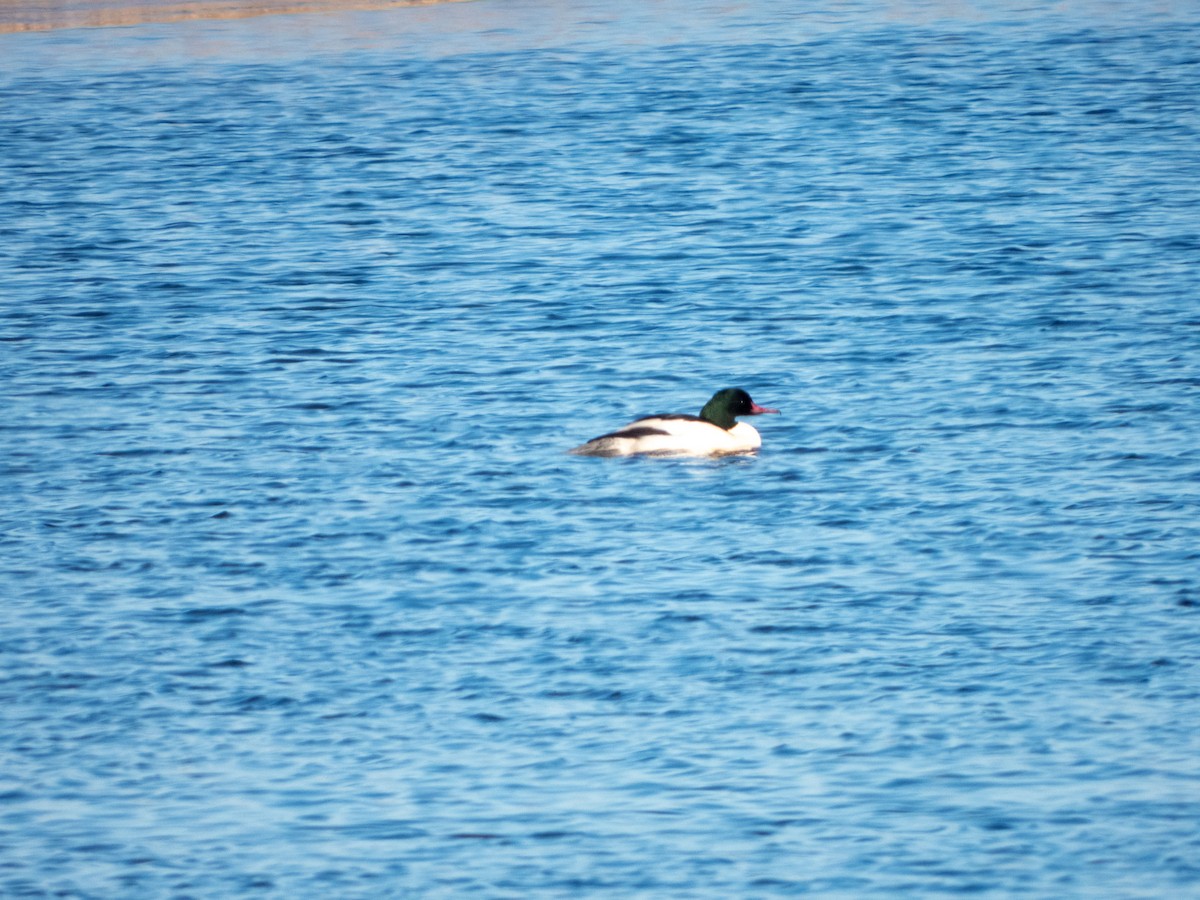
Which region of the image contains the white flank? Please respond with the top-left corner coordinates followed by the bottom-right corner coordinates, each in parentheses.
top-left (570, 418), bottom-right (762, 457)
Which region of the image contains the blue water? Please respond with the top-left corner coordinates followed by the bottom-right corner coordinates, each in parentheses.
top-left (3, 0), bottom-right (1200, 895)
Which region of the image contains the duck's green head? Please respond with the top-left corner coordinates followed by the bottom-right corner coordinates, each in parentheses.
top-left (699, 388), bottom-right (781, 430)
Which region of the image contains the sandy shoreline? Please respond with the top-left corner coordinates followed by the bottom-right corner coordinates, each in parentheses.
top-left (0, 0), bottom-right (469, 33)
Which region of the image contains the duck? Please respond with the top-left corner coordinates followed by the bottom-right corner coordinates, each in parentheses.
top-left (569, 388), bottom-right (780, 457)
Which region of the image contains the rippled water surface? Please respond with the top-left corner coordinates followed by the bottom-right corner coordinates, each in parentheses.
top-left (3, 0), bottom-right (1200, 895)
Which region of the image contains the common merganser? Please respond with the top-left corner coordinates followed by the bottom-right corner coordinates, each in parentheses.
top-left (569, 388), bottom-right (780, 457)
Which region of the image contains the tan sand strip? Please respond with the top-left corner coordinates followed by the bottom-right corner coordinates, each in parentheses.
top-left (0, 0), bottom-right (469, 33)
